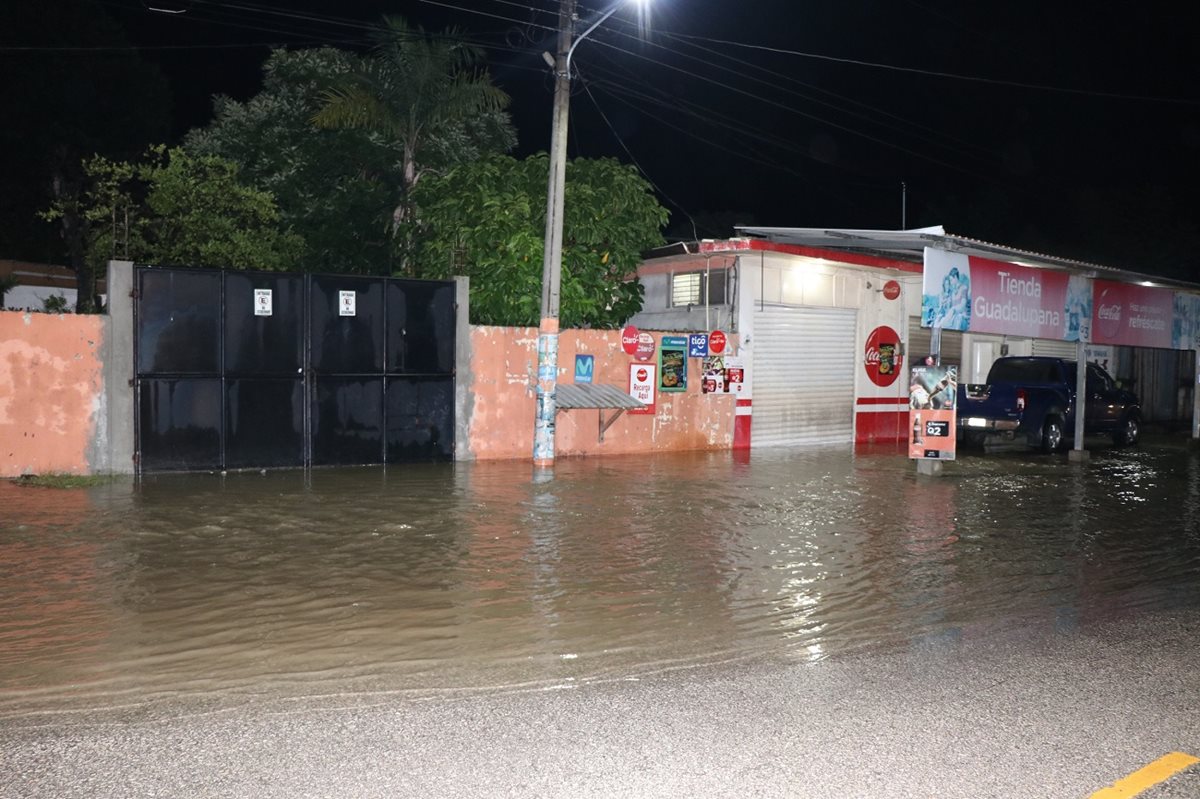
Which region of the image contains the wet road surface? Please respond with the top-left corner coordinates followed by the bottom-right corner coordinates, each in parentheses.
top-left (1, 438), bottom-right (1198, 796)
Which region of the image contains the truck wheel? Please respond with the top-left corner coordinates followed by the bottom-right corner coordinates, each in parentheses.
top-left (1040, 416), bottom-right (1064, 453)
top-left (1113, 415), bottom-right (1140, 447)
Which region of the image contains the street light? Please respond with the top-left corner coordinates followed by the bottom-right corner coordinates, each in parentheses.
top-left (534, 0), bottom-right (644, 468)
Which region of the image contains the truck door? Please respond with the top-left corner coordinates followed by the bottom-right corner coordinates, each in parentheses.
top-left (1086, 363), bottom-right (1120, 431)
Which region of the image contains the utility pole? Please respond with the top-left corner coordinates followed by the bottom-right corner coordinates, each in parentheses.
top-left (533, 0), bottom-right (575, 468)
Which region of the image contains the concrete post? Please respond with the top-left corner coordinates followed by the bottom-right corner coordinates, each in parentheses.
top-left (533, 0), bottom-right (575, 468)
top-left (1193, 348), bottom-right (1199, 440)
top-left (95, 260), bottom-right (135, 474)
top-left (1069, 338), bottom-right (1089, 462)
top-left (454, 275), bottom-right (472, 462)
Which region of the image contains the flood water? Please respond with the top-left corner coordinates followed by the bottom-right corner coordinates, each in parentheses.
top-left (2, 441), bottom-right (1199, 720)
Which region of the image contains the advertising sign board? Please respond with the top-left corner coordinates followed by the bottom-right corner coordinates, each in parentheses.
top-left (701, 356), bottom-right (725, 394)
top-left (574, 354), bottom-right (594, 384)
top-left (634, 332), bottom-right (656, 362)
top-left (628, 363), bottom-right (656, 414)
top-left (621, 325), bottom-right (639, 355)
top-left (659, 336), bottom-right (688, 392)
top-left (864, 325), bottom-right (902, 387)
top-left (708, 330), bottom-right (727, 354)
top-left (908, 363), bottom-right (958, 460)
top-left (724, 356), bottom-right (745, 395)
top-left (922, 249), bottom-right (1091, 342)
top-left (1091, 280), bottom-right (1173, 349)
top-left (688, 333), bottom-right (708, 358)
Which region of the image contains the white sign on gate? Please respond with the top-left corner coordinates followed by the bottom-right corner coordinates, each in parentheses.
top-left (339, 290), bottom-right (356, 316)
top-left (254, 288), bottom-right (273, 316)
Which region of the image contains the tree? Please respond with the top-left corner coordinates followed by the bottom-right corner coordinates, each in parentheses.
top-left (44, 147), bottom-right (304, 274)
top-left (0, 1), bottom-right (170, 312)
top-left (410, 154), bottom-right (668, 328)
top-left (186, 48), bottom-right (402, 275)
top-left (312, 17), bottom-right (515, 254)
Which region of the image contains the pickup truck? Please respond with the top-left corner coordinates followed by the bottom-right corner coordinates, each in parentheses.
top-left (957, 356), bottom-right (1140, 452)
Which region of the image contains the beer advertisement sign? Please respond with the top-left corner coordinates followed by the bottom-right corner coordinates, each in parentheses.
top-left (908, 363), bottom-right (958, 461)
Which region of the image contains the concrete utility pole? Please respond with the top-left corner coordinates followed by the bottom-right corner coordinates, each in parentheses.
top-left (533, 0), bottom-right (575, 468)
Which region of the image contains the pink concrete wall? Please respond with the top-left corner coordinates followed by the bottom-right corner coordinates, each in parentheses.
top-left (468, 326), bottom-right (736, 460)
top-left (0, 311), bottom-right (105, 476)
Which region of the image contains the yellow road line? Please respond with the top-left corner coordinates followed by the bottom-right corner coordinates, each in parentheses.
top-left (1090, 752), bottom-right (1200, 799)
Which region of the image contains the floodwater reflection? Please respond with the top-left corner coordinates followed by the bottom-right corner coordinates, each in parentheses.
top-left (1, 441), bottom-right (1198, 717)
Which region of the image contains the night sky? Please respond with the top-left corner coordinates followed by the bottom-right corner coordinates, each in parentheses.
top-left (8, 0), bottom-right (1200, 279)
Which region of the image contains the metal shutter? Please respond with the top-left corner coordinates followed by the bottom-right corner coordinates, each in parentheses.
top-left (752, 306), bottom-right (857, 447)
top-left (1031, 338), bottom-right (1079, 359)
top-left (907, 316), bottom-right (963, 367)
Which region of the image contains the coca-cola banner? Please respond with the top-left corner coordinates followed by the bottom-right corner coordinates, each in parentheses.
top-left (922, 248), bottom-right (1092, 341)
top-left (1091, 280), bottom-right (1173, 349)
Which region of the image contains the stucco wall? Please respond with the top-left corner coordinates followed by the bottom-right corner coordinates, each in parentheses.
top-left (0, 311), bottom-right (106, 476)
top-left (468, 326), bottom-right (736, 460)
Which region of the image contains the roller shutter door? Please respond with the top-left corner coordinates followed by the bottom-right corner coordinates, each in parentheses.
top-left (1031, 338), bottom-right (1079, 359)
top-left (907, 316), bottom-right (963, 366)
top-left (752, 306), bottom-right (857, 447)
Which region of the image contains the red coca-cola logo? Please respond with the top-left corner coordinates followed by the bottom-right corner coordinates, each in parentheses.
top-left (864, 325), bottom-right (901, 387)
top-left (708, 329), bottom-right (727, 354)
top-left (883, 280), bottom-right (901, 301)
top-left (1097, 288), bottom-right (1123, 340)
top-left (621, 324), bottom-right (639, 355)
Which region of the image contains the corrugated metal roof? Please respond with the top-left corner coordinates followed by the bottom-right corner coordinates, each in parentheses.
top-left (734, 226), bottom-right (1200, 291)
top-left (556, 383), bottom-right (645, 411)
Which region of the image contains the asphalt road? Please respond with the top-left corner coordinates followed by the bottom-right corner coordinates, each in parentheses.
top-left (3, 608), bottom-right (1198, 799)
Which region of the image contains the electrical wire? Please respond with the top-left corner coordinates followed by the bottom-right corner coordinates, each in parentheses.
top-left (651, 29), bottom-right (1200, 106)
top-left (576, 68), bottom-right (698, 241)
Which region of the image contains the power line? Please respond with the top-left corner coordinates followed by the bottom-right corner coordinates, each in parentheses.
top-left (655, 30), bottom-right (1200, 106)
top-left (576, 69), bottom-right (698, 241)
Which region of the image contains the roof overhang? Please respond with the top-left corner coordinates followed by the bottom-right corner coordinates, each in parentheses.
top-left (735, 226), bottom-right (1200, 292)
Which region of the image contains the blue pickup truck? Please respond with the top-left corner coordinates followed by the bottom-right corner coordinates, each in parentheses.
top-left (957, 356), bottom-right (1141, 452)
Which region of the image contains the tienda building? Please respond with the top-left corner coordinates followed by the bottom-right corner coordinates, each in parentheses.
top-left (629, 226), bottom-right (1200, 449)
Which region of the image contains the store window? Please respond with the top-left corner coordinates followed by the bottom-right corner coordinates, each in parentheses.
top-left (671, 270), bottom-right (727, 307)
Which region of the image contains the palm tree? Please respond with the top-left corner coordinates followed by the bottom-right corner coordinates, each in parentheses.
top-left (313, 16), bottom-right (513, 239)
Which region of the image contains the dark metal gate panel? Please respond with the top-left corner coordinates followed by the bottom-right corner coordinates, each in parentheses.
top-left (384, 281), bottom-right (456, 462)
top-left (309, 275), bottom-right (387, 466)
top-left (224, 271), bottom-right (306, 469)
top-left (136, 266), bottom-right (456, 473)
top-left (136, 268), bottom-right (223, 472)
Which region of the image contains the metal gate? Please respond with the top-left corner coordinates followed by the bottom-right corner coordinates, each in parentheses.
top-left (751, 306), bottom-right (858, 447)
top-left (135, 266), bottom-right (456, 472)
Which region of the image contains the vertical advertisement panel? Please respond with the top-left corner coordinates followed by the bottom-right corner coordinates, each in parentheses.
top-left (1173, 293), bottom-right (1200, 350)
top-left (908, 363), bottom-right (958, 460)
top-left (659, 336), bottom-right (688, 392)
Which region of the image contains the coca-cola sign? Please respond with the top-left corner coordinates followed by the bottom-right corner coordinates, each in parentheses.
top-left (1091, 280), bottom-right (1173, 348)
top-left (864, 325), bottom-right (901, 387)
top-left (882, 280), bottom-right (901, 301)
top-left (708, 329), bottom-right (727, 354)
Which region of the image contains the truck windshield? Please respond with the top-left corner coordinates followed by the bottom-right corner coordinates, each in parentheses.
top-left (987, 359), bottom-right (1062, 383)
